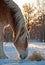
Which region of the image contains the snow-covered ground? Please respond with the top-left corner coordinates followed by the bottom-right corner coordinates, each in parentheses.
top-left (28, 41), bottom-right (45, 58)
top-left (0, 59), bottom-right (45, 65)
top-left (3, 41), bottom-right (45, 59)
top-left (0, 41), bottom-right (45, 65)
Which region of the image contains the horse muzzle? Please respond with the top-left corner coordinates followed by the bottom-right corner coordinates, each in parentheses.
top-left (19, 49), bottom-right (28, 59)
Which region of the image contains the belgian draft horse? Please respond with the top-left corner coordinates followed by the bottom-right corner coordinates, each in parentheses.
top-left (0, 0), bottom-right (28, 59)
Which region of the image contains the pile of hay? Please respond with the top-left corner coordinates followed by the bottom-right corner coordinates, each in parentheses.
top-left (28, 52), bottom-right (45, 61)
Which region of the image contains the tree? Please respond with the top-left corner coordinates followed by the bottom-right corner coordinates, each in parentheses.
top-left (23, 3), bottom-right (35, 32)
top-left (22, 2), bottom-right (45, 41)
top-left (37, 0), bottom-right (45, 42)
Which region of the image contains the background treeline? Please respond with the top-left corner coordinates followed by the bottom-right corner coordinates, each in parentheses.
top-left (22, 1), bottom-right (45, 42)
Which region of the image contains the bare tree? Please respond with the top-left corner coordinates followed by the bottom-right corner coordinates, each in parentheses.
top-left (37, 0), bottom-right (45, 42)
top-left (23, 3), bottom-right (35, 32)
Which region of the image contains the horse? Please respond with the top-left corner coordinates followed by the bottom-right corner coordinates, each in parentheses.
top-left (0, 0), bottom-right (28, 59)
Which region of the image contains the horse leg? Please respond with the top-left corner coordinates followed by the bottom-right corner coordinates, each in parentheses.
top-left (0, 42), bottom-right (8, 59)
top-left (0, 25), bottom-right (8, 59)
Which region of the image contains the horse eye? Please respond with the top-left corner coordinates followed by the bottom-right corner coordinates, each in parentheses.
top-left (20, 27), bottom-right (25, 37)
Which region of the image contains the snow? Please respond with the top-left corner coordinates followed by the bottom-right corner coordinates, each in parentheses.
top-left (3, 41), bottom-right (45, 59)
top-left (0, 41), bottom-right (45, 65)
top-left (28, 41), bottom-right (45, 58)
top-left (0, 59), bottom-right (45, 65)
top-left (3, 42), bottom-right (19, 59)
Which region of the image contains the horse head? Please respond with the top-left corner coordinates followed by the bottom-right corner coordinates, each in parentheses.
top-left (14, 24), bottom-right (28, 59)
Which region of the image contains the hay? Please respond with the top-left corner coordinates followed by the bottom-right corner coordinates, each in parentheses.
top-left (28, 52), bottom-right (45, 61)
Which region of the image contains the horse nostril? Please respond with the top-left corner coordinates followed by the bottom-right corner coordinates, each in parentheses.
top-left (20, 55), bottom-right (26, 59)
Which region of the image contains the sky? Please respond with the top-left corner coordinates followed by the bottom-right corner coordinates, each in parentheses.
top-left (13, 0), bottom-right (37, 8)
